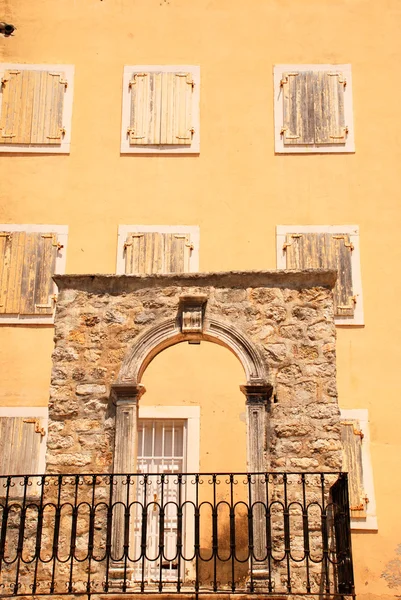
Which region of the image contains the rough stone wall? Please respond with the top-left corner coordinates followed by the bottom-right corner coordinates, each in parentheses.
top-left (47, 270), bottom-right (341, 473)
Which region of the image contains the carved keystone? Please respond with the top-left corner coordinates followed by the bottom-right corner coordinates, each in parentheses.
top-left (179, 294), bottom-right (208, 333)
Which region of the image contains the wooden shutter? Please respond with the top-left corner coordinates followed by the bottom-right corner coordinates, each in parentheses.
top-left (0, 417), bottom-right (44, 475)
top-left (282, 72), bottom-right (315, 145)
top-left (129, 71), bottom-right (194, 146)
top-left (341, 420), bottom-right (367, 519)
top-left (284, 232), bottom-right (355, 317)
top-left (314, 72), bottom-right (346, 144)
top-left (124, 232), bottom-right (191, 274)
top-left (281, 71), bottom-right (346, 146)
top-left (0, 231), bottom-right (58, 315)
top-left (0, 69), bottom-right (66, 145)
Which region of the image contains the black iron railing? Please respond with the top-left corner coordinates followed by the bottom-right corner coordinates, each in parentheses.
top-left (0, 472), bottom-right (354, 598)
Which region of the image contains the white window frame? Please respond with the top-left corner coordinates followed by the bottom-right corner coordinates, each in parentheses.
top-left (138, 405), bottom-right (200, 577)
top-left (0, 224), bottom-right (68, 325)
top-left (340, 409), bottom-right (377, 531)
top-left (0, 64), bottom-right (74, 154)
top-left (273, 64), bottom-right (355, 154)
top-left (121, 65), bottom-right (200, 154)
top-left (116, 224), bottom-right (200, 274)
top-left (276, 225), bottom-right (363, 326)
top-left (0, 406), bottom-right (48, 475)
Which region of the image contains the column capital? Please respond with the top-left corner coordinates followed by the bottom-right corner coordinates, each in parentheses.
top-left (240, 383), bottom-right (273, 405)
top-left (110, 383), bottom-right (146, 405)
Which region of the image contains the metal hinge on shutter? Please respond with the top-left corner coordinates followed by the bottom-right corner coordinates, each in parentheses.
top-left (280, 72), bottom-right (299, 86)
top-left (46, 127), bottom-right (66, 140)
top-left (337, 296), bottom-right (357, 312)
top-left (283, 234), bottom-right (302, 250)
top-left (0, 232), bottom-right (12, 240)
top-left (128, 73), bottom-right (148, 88)
top-left (23, 418), bottom-right (46, 437)
top-left (332, 235), bottom-right (354, 250)
top-left (48, 73), bottom-right (68, 88)
top-left (126, 127), bottom-right (145, 139)
top-left (330, 126), bottom-right (348, 140)
top-left (327, 72), bottom-right (347, 87)
top-left (35, 294), bottom-right (57, 309)
top-left (41, 233), bottom-right (64, 250)
top-left (124, 233), bottom-right (144, 250)
top-left (175, 72), bottom-right (195, 89)
top-left (280, 126), bottom-right (300, 140)
top-left (1, 70), bottom-right (20, 86)
top-left (176, 128), bottom-right (195, 141)
top-left (174, 234), bottom-right (194, 251)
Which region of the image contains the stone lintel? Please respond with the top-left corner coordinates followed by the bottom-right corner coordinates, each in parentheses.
top-left (110, 383), bottom-right (146, 404)
top-left (53, 269), bottom-right (337, 294)
top-left (240, 383), bottom-right (273, 405)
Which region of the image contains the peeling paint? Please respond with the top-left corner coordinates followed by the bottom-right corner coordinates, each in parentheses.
top-left (381, 545), bottom-right (401, 589)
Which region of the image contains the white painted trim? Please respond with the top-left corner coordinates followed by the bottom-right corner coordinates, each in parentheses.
top-left (138, 406), bottom-right (200, 570)
top-left (0, 407), bottom-right (48, 475)
top-left (121, 65), bottom-right (200, 154)
top-left (340, 409), bottom-right (378, 531)
top-left (273, 64), bottom-right (355, 154)
top-left (0, 64), bottom-right (74, 154)
top-left (0, 224), bottom-right (68, 325)
top-left (276, 225), bottom-right (364, 326)
top-left (116, 224), bottom-right (200, 274)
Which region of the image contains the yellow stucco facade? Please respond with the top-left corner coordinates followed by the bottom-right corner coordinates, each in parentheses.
top-left (0, 0), bottom-right (401, 598)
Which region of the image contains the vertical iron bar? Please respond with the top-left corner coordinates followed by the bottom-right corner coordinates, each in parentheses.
top-left (301, 473), bottom-right (311, 594)
top-left (68, 475), bottom-right (80, 594)
top-left (13, 475), bottom-right (29, 595)
top-left (283, 473), bottom-right (291, 594)
top-left (194, 474), bottom-right (200, 594)
top-left (158, 473), bottom-right (165, 592)
top-left (341, 473), bottom-right (355, 596)
top-left (229, 474), bottom-right (236, 592)
top-left (122, 474), bottom-right (131, 592)
top-left (0, 476), bottom-right (11, 582)
top-left (140, 473), bottom-right (148, 592)
top-left (176, 473), bottom-right (183, 592)
top-left (103, 475), bottom-right (114, 593)
top-left (320, 473), bottom-right (331, 593)
top-left (264, 473), bottom-right (272, 593)
top-left (50, 474), bottom-right (63, 594)
top-left (32, 474), bottom-right (45, 594)
top-left (86, 475), bottom-right (96, 596)
top-left (247, 473), bottom-right (254, 593)
top-left (212, 474), bottom-right (218, 592)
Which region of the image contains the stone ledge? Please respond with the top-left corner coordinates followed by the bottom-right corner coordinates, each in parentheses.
top-left (54, 269), bottom-right (337, 294)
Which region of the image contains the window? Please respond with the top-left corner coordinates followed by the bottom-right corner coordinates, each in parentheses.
top-left (340, 409), bottom-right (377, 531)
top-left (121, 66), bottom-right (200, 154)
top-left (116, 225), bottom-right (199, 274)
top-left (0, 225), bottom-right (68, 324)
top-left (0, 64), bottom-right (74, 153)
top-left (276, 225), bottom-right (363, 325)
top-left (274, 64), bottom-right (354, 153)
top-left (0, 407), bottom-right (48, 475)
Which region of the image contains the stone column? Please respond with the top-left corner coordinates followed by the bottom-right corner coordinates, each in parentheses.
top-left (240, 383), bottom-right (273, 584)
top-left (110, 383), bottom-right (145, 582)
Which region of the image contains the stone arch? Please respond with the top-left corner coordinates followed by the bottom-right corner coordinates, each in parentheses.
top-left (117, 317), bottom-right (268, 386)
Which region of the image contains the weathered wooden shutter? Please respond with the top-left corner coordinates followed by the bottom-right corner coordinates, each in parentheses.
top-left (129, 72), bottom-right (194, 145)
top-left (282, 71), bottom-right (315, 145)
top-left (0, 417), bottom-right (44, 475)
top-left (281, 71), bottom-right (346, 145)
top-left (341, 420), bottom-right (367, 519)
top-left (314, 72), bottom-right (347, 144)
top-left (284, 232), bottom-right (355, 317)
top-left (0, 70), bottom-right (66, 145)
top-left (0, 232), bottom-right (58, 315)
top-left (124, 232), bottom-right (191, 274)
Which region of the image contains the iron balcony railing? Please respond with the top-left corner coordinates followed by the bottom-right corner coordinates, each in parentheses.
top-left (0, 472), bottom-right (354, 598)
